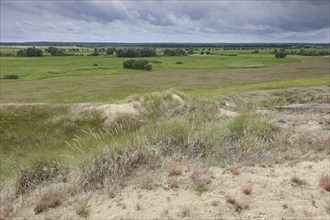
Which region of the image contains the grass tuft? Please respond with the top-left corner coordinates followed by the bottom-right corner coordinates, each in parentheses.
top-left (34, 188), bottom-right (63, 214)
top-left (291, 176), bottom-right (307, 186)
top-left (319, 173), bottom-right (330, 192)
top-left (76, 199), bottom-right (90, 217)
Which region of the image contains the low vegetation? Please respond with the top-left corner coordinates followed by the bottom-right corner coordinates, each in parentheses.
top-left (123, 59), bottom-right (152, 70)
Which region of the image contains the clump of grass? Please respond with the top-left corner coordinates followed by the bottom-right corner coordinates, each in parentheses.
top-left (136, 202), bottom-right (142, 211)
top-left (241, 183), bottom-right (252, 195)
top-left (3, 74), bottom-right (19, 79)
top-left (176, 61), bottom-right (183, 64)
top-left (104, 112), bottom-right (144, 134)
top-left (34, 188), bottom-right (63, 214)
top-left (319, 173), bottom-right (330, 192)
top-left (179, 206), bottom-right (190, 218)
top-left (229, 166), bottom-right (241, 175)
top-left (167, 163), bottom-right (183, 176)
top-left (77, 141), bottom-right (147, 191)
top-left (76, 199), bottom-right (89, 217)
top-left (137, 174), bottom-right (160, 191)
top-left (191, 168), bottom-right (211, 194)
top-left (168, 179), bottom-right (179, 189)
top-left (226, 195), bottom-right (248, 213)
top-left (17, 160), bottom-right (61, 194)
top-left (291, 176), bottom-right (307, 186)
top-left (0, 202), bottom-right (14, 218)
top-left (155, 117), bottom-right (191, 155)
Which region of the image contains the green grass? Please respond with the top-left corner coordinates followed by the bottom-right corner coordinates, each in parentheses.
top-left (1, 55), bottom-right (328, 103)
top-left (190, 78), bottom-right (329, 97)
top-left (0, 53), bottom-right (301, 81)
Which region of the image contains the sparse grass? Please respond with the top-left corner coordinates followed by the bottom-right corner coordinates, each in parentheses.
top-left (34, 188), bottom-right (64, 214)
top-left (168, 179), bottom-right (179, 189)
top-left (319, 173), bottom-right (330, 192)
top-left (179, 206), bottom-right (190, 218)
top-left (229, 166), bottom-right (241, 175)
top-left (167, 163), bottom-right (183, 176)
top-left (191, 168), bottom-right (211, 194)
top-left (135, 202), bottom-right (141, 211)
top-left (226, 195), bottom-right (249, 213)
top-left (291, 176), bottom-right (307, 186)
top-left (76, 199), bottom-right (90, 218)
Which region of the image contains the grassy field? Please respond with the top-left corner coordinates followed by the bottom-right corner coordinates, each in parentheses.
top-left (1, 49), bottom-right (329, 103)
top-left (1, 46), bottom-right (330, 219)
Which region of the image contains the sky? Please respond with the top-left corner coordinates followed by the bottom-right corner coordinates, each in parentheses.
top-left (1, 0), bottom-right (329, 43)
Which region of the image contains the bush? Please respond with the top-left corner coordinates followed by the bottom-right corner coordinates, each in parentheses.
top-left (275, 52), bottom-right (287, 58)
top-left (3, 74), bottom-right (19, 79)
top-left (17, 47), bottom-right (43, 57)
top-left (176, 61), bottom-right (183, 64)
top-left (123, 59), bottom-right (152, 70)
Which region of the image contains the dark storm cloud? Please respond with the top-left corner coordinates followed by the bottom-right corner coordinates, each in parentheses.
top-left (1, 0), bottom-right (329, 42)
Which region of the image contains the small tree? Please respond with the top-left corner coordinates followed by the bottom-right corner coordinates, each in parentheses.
top-left (275, 49), bottom-right (287, 58)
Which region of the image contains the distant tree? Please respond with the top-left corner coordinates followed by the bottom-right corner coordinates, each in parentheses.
top-left (106, 48), bottom-right (116, 55)
top-left (252, 50), bottom-right (259, 54)
top-left (200, 51), bottom-right (205, 55)
top-left (163, 48), bottom-right (186, 56)
top-left (275, 49), bottom-right (287, 58)
top-left (17, 47), bottom-right (43, 57)
top-left (46, 47), bottom-right (65, 56)
top-left (89, 48), bottom-right (100, 56)
top-left (206, 51), bottom-right (210, 55)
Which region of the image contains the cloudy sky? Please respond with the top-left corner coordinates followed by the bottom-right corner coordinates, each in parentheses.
top-left (1, 0), bottom-right (329, 43)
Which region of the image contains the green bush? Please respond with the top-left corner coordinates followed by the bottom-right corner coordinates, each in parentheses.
top-left (176, 61), bottom-right (183, 64)
top-left (3, 74), bottom-right (19, 79)
top-left (123, 59), bottom-right (152, 70)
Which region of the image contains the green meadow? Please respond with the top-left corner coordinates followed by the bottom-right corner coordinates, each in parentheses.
top-left (1, 47), bottom-right (329, 103)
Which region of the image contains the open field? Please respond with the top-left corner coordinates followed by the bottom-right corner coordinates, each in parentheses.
top-left (0, 54), bottom-right (329, 103)
top-left (0, 48), bottom-right (329, 219)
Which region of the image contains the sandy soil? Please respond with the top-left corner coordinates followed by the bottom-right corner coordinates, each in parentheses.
top-left (9, 159), bottom-right (330, 220)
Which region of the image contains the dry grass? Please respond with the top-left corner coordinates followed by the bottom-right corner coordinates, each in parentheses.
top-left (168, 179), bottom-right (179, 189)
top-left (76, 199), bottom-right (89, 218)
top-left (229, 166), bottom-right (240, 175)
top-left (226, 195), bottom-right (249, 213)
top-left (291, 176), bottom-right (307, 186)
top-left (319, 173), bottom-right (330, 192)
top-left (179, 206), bottom-right (190, 218)
top-left (0, 202), bottom-right (14, 218)
top-left (34, 188), bottom-right (64, 214)
top-left (136, 202), bottom-right (142, 211)
top-left (191, 169), bottom-right (211, 194)
top-left (167, 163), bottom-right (183, 176)
top-left (241, 183), bottom-right (253, 195)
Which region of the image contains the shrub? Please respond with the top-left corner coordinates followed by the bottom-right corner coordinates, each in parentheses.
top-left (176, 61), bottom-right (183, 64)
top-left (93, 63), bottom-right (98, 66)
top-left (320, 173), bottom-right (330, 192)
top-left (123, 59), bottom-right (152, 70)
top-left (34, 188), bottom-right (63, 214)
top-left (3, 74), bottom-right (19, 79)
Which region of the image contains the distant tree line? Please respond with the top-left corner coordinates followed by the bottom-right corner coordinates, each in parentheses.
top-left (163, 48), bottom-right (186, 56)
top-left (116, 48), bottom-right (156, 57)
top-left (45, 47), bottom-right (65, 56)
top-left (288, 49), bottom-right (330, 56)
top-left (123, 59), bottom-right (152, 70)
